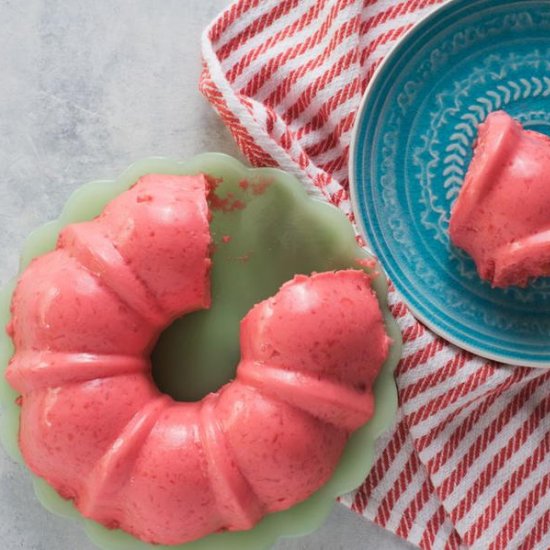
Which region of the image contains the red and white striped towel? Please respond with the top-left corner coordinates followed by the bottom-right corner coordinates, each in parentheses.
top-left (199, 1), bottom-right (550, 548)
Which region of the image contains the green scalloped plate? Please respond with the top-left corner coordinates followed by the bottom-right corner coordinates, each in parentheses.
top-left (0, 153), bottom-right (400, 550)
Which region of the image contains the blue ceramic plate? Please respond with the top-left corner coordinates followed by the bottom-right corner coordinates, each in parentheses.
top-left (350, 0), bottom-right (550, 367)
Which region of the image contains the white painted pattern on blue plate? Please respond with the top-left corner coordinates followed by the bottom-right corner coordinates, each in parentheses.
top-left (351, 0), bottom-right (550, 366)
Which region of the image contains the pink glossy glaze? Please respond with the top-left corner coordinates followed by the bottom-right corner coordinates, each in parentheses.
top-left (449, 111), bottom-right (550, 287)
top-left (6, 172), bottom-right (390, 545)
top-left (239, 271), bottom-right (391, 431)
top-left (18, 374), bottom-right (160, 501)
top-left (98, 174), bottom-right (212, 316)
top-left (9, 250), bottom-right (155, 355)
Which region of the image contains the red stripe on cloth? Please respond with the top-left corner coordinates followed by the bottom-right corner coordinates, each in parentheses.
top-left (312, 171), bottom-right (337, 196)
top-left (414, 367), bottom-right (532, 454)
top-left (199, 68), bottom-right (278, 167)
top-left (290, 38), bottom-right (402, 170)
top-left (281, 45), bottom-right (361, 123)
top-left (291, 64), bottom-right (379, 180)
top-left (445, 528), bottom-right (463, 550)
top-left (278, 9), bottom-right (442, 165)
top-left (304, 111), bottom-right (356, 157)
top-left (340, 176), bottom-right (352, 192)
top-left (419, 505), bottom-right (448, 550)
top-left (266, 19), bottom-right (361, 113)
top-left (374, 443), bottom-right (422, 526)
top-left (436, 375), bottom-right (549, 503)
top-left (217, 0), bottom-right (300, 61)
top-left (284, 0), bottom-right (444, 129)
top-left (491, 471), bottom-right (550, 550)
top-left (388, 299), bottom-right (409, 319)
top-left (417, 506), bottom-right (463, 550)
top-left (240, 0), bottom-right (357, 98)
top-left (465, 428), bottom-right (550, 545)
top-left (225, 0), bottom-right (331, 83)
top-left (401, 322), bottom-right (426, 344)
top-left (208, 0), bottom-right (261, 44)
top-left (283, 22), bottom-right (408, 125)
top-left (517, 506), bottom-right (550, 550)
top-left (264, 103), bottom-right (276, 134)
top-left (359, 22), bottom-right (410, 71)
top-left (330, 188), bottom-right (347, 207)
top-left (317, 144), bottom-right (350, 174)
top-left (395, 474), bottom-right (432, 539)
top-left (397, 339), bottom-right (445, 376)
top-left (457, 394), bottom-right (550, 541)
top-left (294, 53), bottom-right (384, 141)
top-left (291, 0), bottom-right (448, 138)
top-left (405, 352), bottom-right (480, 427)
top-left (294, 75), bottom-right (363, 140)
top-left (279, 127), bottom-right (293, 150)
top-left (361, 53), bottom-right (386, 85)
top-left (352, 417), bottom-right (409, 514)
top-left (358, 0), bottom-right (430, 38)
top-left (400, 347), bottom-right (471, 402)
top-left (424, 367), bottom-right (536, 467)
top-left (297, 149), bottom-right (310, 169)
top-left (260, 103), bottom-right (312, 169)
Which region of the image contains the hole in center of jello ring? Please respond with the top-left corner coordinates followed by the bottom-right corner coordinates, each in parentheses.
top-left (150, 172), bottom-right (355, 403)
top-left (151, 176), bottom-right (252, 403)
top-left (150, 174), bottom-right (280, 403)
top-left (151, 305), bottom-right (242, 403)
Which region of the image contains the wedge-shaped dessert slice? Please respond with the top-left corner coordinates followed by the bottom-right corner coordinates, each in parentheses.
top-left (450, 111), bottom-right (550, 288)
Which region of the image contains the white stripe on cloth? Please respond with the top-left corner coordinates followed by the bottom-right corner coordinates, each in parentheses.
top-left (503, 465), bottom-right (550, 550)
top-left (213, 0), bottom-right (287, 53)
top-left (448, 385), bottom-right (550, 533)
top-left (472, 429), bottom-right (550, 547)
top-left (252, 17), bottom-right (361, 105)
top-left (203, 31), bottom-right (326, 198)
top-left (411, 369), bottom-right (545, 471)
top-left (222, 1), bottom-right (315, 75)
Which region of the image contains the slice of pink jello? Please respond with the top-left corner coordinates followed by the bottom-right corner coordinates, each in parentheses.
top-left (449, 110), bottom-right (550, 288)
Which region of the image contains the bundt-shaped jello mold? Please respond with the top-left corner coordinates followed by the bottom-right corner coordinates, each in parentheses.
top-left (0, 153), bottom-right (401, 550)
top-left (4, 163), bottom-right (392, 546)
top-left (449, 111), bottom-right (550, 288)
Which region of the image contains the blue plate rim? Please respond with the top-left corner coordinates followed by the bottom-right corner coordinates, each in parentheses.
top-left (349, 0), bottom-right (550, 368)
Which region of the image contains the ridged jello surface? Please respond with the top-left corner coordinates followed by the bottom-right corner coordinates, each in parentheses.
top-left (450, 111), bottom-right (550, 288)
top-left (5, 173), bottom-right (390, 545)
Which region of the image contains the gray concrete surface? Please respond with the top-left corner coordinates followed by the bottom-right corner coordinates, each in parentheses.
top-left (0, 1), bottom-right (413, 549)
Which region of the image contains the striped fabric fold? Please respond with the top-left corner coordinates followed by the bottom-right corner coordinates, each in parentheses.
top-left (200, 1), bottom-right (550, 548)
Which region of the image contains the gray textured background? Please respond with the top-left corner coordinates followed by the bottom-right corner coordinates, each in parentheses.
top-left (0, 1), bottom-right (413, 549)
